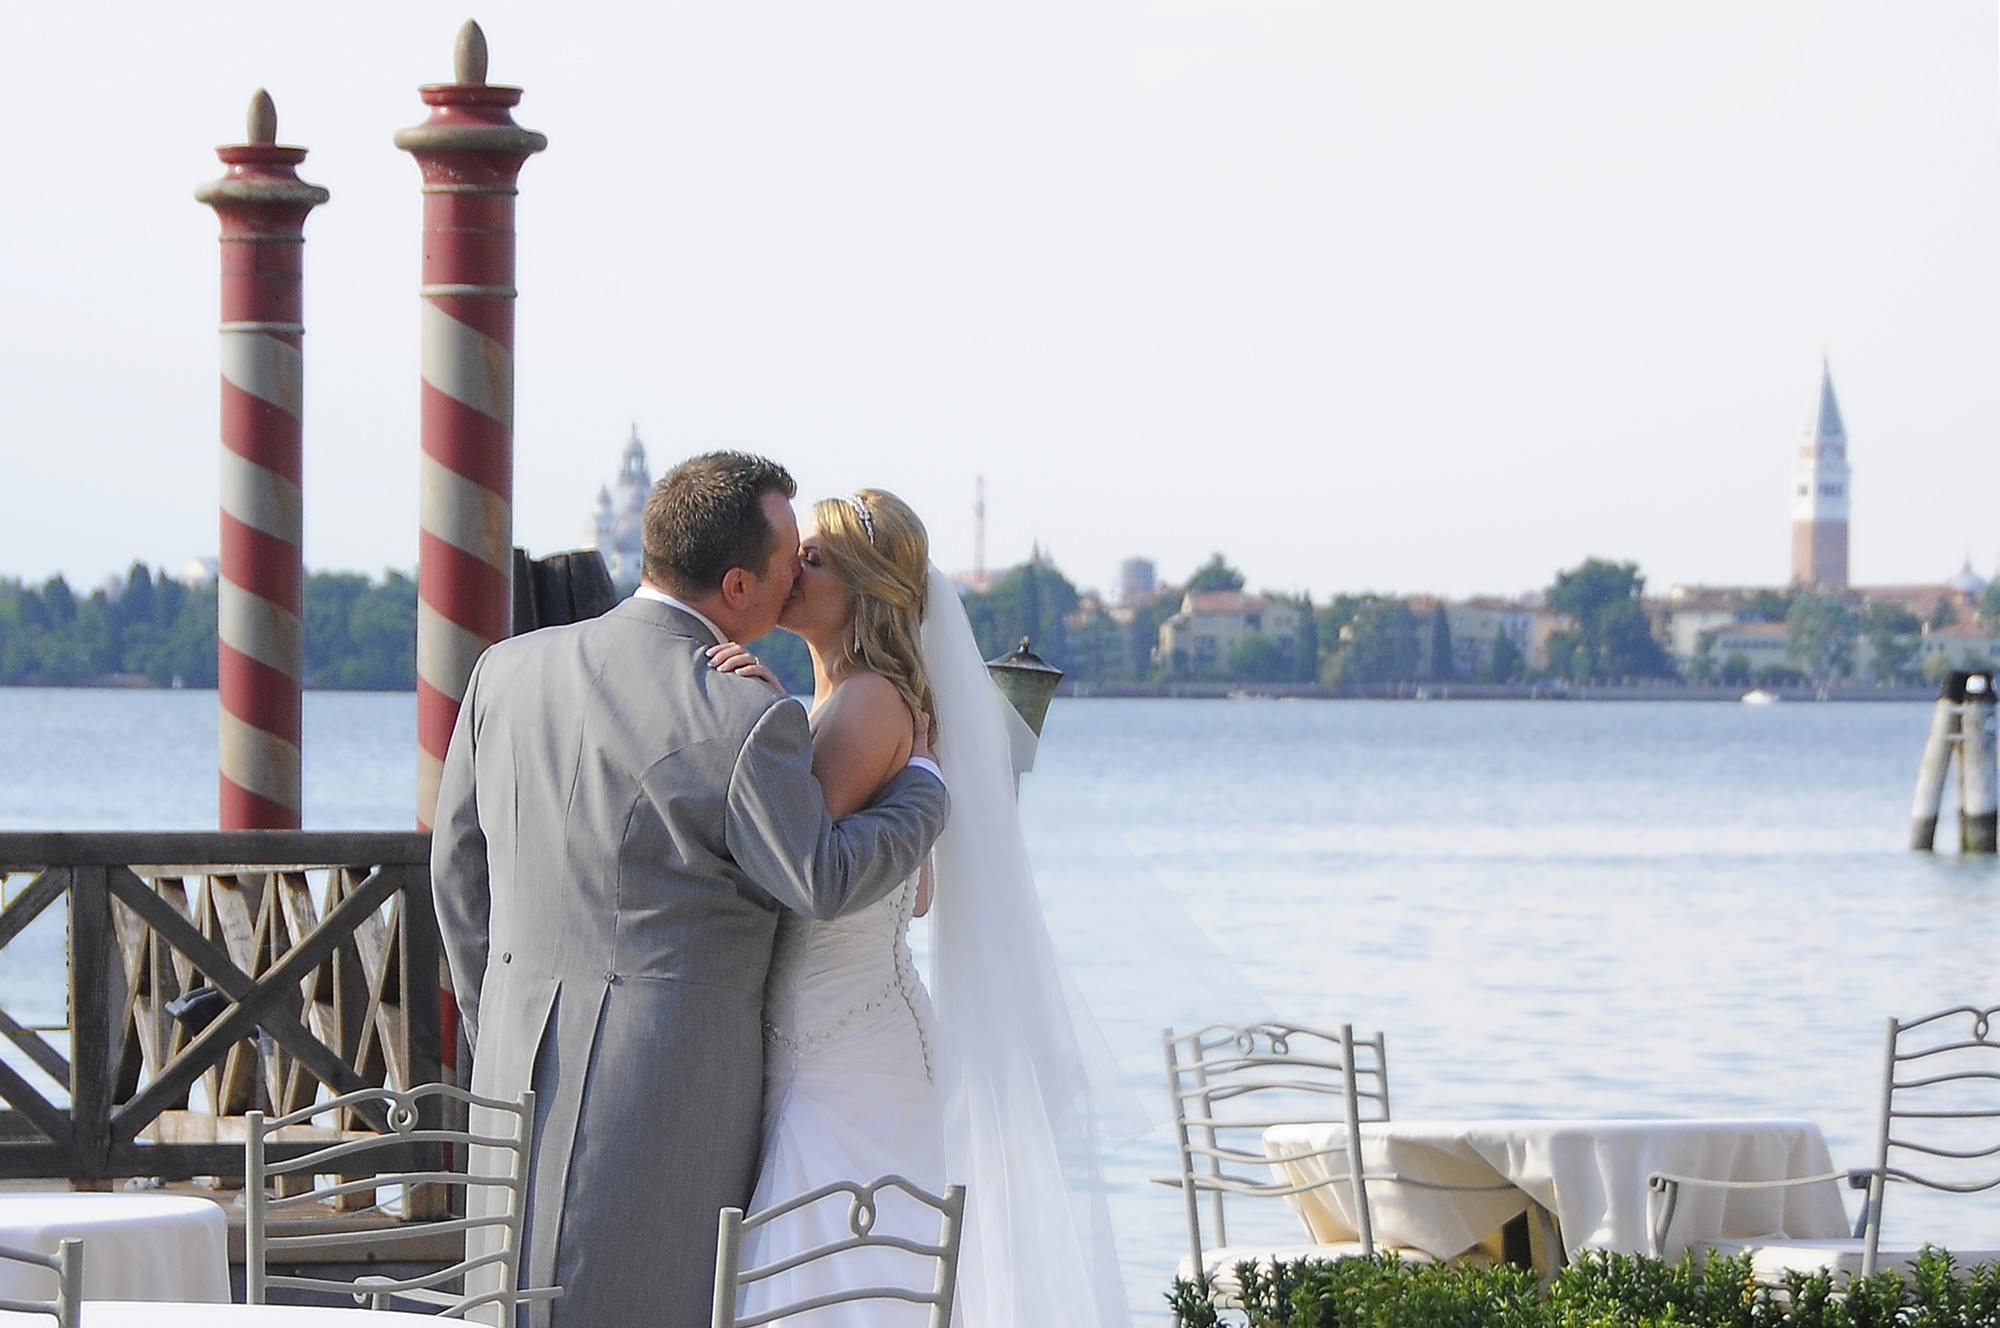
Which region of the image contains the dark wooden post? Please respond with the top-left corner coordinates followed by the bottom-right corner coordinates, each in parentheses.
top-left (1911, 676), bottom-right (1961, 852)
top-left (66, 867), bottom-right (114, 1184)
top-left (1961, 671), bottom-right (1997, 853)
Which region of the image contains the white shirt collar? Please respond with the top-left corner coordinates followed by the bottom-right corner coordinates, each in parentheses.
top-left (633, 584), bottom-right (728, 645)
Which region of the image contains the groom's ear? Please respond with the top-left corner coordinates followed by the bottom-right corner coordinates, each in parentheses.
top-left (717, 566), bottom-right (754, 608)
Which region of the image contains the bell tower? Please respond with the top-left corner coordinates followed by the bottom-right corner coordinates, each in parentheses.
top-left (1791, 356), bottom-right (1851, 590)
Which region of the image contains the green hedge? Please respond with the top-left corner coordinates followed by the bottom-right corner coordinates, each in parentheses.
top-left (1168, 1249), bottom-right (2000, 1328)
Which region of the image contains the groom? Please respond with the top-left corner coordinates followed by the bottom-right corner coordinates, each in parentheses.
top-left (432, 451), bottom-right (950, 1328)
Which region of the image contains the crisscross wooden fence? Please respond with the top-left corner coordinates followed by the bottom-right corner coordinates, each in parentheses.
top-left (0, 833), bottom-right (440, 1195)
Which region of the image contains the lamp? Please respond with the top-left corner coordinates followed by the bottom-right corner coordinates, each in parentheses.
top-left (986, 637), bottom-right (1063, 738)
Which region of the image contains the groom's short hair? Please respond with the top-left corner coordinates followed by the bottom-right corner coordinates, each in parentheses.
top-left (643, 451), bottom-right (798, 598)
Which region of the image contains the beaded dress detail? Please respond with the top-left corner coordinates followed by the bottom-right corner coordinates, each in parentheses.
top-left (741, 875), bottom-right (946, 1325)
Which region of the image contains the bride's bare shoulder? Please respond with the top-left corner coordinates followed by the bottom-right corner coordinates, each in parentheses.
top-left (811, 672), bottom-right (916, 818)
top-left (817, 671), bottom-right (912, 741)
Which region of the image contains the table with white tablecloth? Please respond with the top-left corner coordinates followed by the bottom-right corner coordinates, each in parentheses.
top-left (0, 1193), bottom-right (229, 1304)
top-left (0, 1303), bottom-right (446, 1326)
top-left (1263, 1118), bottom-right (1852, 1262)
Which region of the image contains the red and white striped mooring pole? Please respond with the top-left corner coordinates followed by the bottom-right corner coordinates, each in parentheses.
top-left (197, 92), bottom-right (329, 831)
top-left (397, 21), bottom-right (545, 831)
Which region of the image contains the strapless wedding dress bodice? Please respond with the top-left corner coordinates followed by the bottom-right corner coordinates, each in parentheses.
top-left (742, 878), bottom-right (947, 1326)
top-left (763, 875), bottom-right (934, 1079)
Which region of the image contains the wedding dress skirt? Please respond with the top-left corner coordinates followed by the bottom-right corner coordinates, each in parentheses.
top-left (740, 877), bottom-right (947, 1326)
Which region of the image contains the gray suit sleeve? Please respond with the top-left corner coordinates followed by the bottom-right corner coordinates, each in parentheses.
top-left (725, 697), bottom-right (950, 920)
top-left (430, 659), bottom-right (491, 1050)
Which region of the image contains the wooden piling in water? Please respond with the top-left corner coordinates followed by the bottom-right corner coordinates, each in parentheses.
top-left (1960, 671), bottom-right (1998, 853)
top-left (1910, 680), bottom-right (1959, 851)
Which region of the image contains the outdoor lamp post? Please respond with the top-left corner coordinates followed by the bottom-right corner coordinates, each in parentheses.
top-left (986, 637), bottom-right (1063, 782)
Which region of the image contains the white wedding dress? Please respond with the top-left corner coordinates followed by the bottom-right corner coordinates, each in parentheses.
top-left (737, 567), bottom-right (1130, 1328)
top-left (740, 874), bottom-right (947, 1326)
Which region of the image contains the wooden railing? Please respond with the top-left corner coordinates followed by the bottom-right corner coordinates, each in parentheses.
top-left (0, 833), bottom-right (439, 1187)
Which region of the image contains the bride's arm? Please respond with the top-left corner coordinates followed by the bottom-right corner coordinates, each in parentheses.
top-left (809, 673), bottom-right (918, 819)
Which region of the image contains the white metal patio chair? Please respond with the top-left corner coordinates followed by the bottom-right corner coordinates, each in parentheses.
top-left (1156, 1021), bottom-right (1523, 1298)
top-left (0, 1238), bottom-right (81, 1328)
top-left (711, 1175), bottom-right (966, 1328)
top-left (245, 1082), bottom-right (560, 1318)
top-left (1649, 1002), bottom-right (2000, 1280)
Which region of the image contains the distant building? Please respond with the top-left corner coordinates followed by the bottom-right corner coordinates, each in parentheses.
top-left (1156, 590), bottom-right (1300, 677)
top-left (590, 427), bottom-right (651, 591)
top-left (179, 556), bottom-right (219, 586)
top-left (1444, 599), bottom-right (1540, 676)
top-left (1855, 578), bottom-right (1980, 626)
top-left (1792, 357), bottom-right (1851, 590)
top-left (1117, 557), bottom-right (1157, 606)
top-left (1911, 621), bottom-right (2000, 674)
top-left (1707, 620), bottom-right (1793, 674)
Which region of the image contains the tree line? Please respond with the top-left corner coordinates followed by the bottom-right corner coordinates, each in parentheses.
top-left (0, 566), bottom-right (415, 689)
top-left (7, 551), bottom-right (1974, 691)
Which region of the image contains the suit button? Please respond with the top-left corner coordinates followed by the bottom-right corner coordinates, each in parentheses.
top-left (604, 971), bottom-right (619, 984)
top-left (500, 953), bottom-right (512, 964)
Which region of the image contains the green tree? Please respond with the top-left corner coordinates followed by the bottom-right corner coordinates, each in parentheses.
top-left (1185, 554), bottom-right (1244, 593)
top-left (117, 563), bottom-right (155, 632)
top-left (1718, 651), bottom-right (1753, 687)
top-left (1484, 627), bottom-right (1525, 683)
top-left (1295, 594), bottom-right (1318, 682)
top-left (1860, 603), bottom-right (1921, 685)
top-left (39, 576), bottom-right (76, 630)
top-left (1426, 605), bottom-right (1454, 681)
top-left (1688, 631), bottom-right (1717, 684)
top-left (1335, 599), bottom-right (1421, 685)
top-left (1126, 593), bottom-right (1179, 681)
top-left (342, 573), bottom-right (417, 689)
top-left (160, 582), bottom-right (219, 687)
top-left (1743, 589), bottom-right (1792, 622)
top-left (1545, 558), bottom-right (1672, 681)
top-left (1980, 582), bottom-right (2000, 632)
top-left (960, 561), bottom-right (1080, 671)
top-left (1785, 590), bottom-right (1858, 685)
top-left (304, 573), bottom-right (370, 686)
top-left (1226, 635), bottom-right (1285, 682)
top-left (1931, 595), bottom-right (1959, 630)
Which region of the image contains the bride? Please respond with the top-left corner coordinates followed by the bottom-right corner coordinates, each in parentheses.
top-left (711, 489), bottom-right (1127, 1326)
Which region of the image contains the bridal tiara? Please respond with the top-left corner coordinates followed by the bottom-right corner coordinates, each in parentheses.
top-left (841, 495), bottom-right (877, 544)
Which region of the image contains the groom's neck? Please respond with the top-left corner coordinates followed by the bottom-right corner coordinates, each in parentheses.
top-left (642, 579), bottom-right (738, 641)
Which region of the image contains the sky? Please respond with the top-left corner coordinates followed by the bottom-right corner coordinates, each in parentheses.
top-left (3, 2), bottom-right (1998, 602)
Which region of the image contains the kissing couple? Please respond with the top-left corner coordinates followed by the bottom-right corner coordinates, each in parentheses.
top-left (432, 452), bottom-right (1126, 1327)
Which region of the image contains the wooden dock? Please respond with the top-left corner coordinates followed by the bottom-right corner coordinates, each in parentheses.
top-left (0, 832), bottom-right (463, 1287)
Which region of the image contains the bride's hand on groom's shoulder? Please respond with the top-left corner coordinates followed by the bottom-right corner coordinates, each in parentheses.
top-left (707, 642), bottom-right (786, 694)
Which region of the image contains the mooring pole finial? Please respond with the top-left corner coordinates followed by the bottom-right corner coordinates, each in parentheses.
top-left (454, 20), bottom-right (489, 85)
top-left (246, 89), bottom-right (277, 146)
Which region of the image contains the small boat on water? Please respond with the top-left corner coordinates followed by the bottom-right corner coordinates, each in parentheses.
top-left (1740, 688), bottom-right (1780, 705)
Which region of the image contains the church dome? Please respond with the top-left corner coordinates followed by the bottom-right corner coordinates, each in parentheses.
top-left (1948, 559), bottom-right (1987, 597)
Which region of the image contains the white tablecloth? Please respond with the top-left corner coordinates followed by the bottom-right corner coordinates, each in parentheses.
top-left (0, 1305), bottom-right (445, 1326)
top-left (1263, 1118), bottom-right (1851, 1262)
top-left (0, 1193), bottom-right (229, 1304)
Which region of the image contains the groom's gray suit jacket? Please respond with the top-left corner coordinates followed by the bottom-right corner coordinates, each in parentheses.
top-left (432, 596), bottom-right (949, 1328)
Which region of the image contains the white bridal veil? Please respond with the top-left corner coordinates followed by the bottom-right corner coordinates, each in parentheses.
top-left (920, 565), bottom-right (1129, 1327)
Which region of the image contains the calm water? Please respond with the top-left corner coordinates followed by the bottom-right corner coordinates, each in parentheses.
top-left (3, 689), bottom-right (1998, 1319)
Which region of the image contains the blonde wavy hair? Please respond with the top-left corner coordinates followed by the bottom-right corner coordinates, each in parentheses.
top-left (812, 489), bottom-right (937, 745)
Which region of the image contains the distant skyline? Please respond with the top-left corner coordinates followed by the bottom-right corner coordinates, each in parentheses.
top-left (4, 3), bottom-right (1999, 602)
